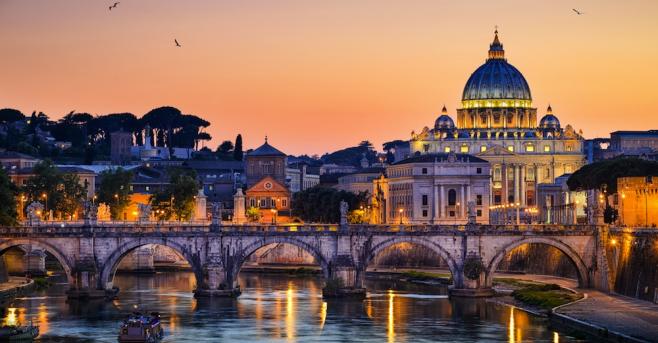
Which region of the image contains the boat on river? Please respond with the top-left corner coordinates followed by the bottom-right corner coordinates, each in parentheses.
top-left (117, 312), bottom-right (164, 343)
top-left (0, 322), bottom-right (39, 341)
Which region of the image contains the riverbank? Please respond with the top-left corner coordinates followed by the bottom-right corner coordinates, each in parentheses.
top-left (0, 277), bottom-right (34, 307)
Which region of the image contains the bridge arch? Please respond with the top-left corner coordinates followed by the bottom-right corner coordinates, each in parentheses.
top-left (0, 239), bottom-right (74, 284)
top-left (485, 237), bottom-right (590, 288)
top-left (99, 238), bottom-right (205, 291)
top-left (364, 236), bottom-right (459, 279)
top-left (231, 237), bottom-right (331, 282)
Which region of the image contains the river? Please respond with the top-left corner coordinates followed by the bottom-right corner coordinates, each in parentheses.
top-left (2, 271), bottom-right (590, 342)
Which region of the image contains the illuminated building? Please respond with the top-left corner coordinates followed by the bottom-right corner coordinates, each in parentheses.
top-left (410, 31), bottom-right (585, 211)
top-left (244, 138), bottom-right (291, 223)
top-left (372, 152), bottom-right (491, 224)
top-left (617, 176), bottom-right (658, 227)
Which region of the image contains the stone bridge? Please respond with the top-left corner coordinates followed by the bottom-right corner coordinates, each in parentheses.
top-left (0, 222), bottom-right (620, 299)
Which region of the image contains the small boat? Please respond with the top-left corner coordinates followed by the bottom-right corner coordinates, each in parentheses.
top-left (0, 322), bottom-right (39, 341)
top-left (117, 312), bottom-right (164, 343)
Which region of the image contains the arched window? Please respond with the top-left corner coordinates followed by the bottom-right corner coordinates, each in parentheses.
top-left (448, 189), bottom-right (457, 206)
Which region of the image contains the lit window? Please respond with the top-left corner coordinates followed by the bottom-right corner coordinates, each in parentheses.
top-left (566, 145), bottom-right (573, 152)
top-left (507, 146), bottom-right (514, 152)
top-left (480, 146), bottom-right (487, 152)
top-left (460, 145), bottom-right (469, 153)
top-left (526, 145), bottom-right (535, 152)
top-left (145, 186), bottom-right (149, 191)
top-left (444, 147), bottom-right (451, 153)
top-left (544, 145), bottom-right (551, 152)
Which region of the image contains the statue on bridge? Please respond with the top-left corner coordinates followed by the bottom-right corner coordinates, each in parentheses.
top-left (26, 202), bottom-right (44, 224)
top-left (339, 200), bottom-right (349, 227)
top-left (97, 203), bottom-right (111, 221)
top-left (211, 202), bottom-right (223, 226)
top-left (467, 201), bottom-right (477, 225)
top-left (83, 200), bottom-right (98, 225)
top-left (137, 203), bottom-right (152, 222)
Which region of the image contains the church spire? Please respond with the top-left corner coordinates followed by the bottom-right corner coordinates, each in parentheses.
top-left (488, 28), bottom-right (505, 60)
top-left (441, 105), bottom-right (448, 114)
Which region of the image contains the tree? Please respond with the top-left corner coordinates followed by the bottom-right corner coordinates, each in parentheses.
top-left (567, 157), bottom-right (658, 194)
top-left (233, 134), bottom-right (243, 161)
top-left (291, 187), bottom-right (368, 223)
top-left (0, 168), bottom-right (19, 226)
top-left (97, 168), bottom-right (134, 220)
top-left (23, 160), bottom-right (87, 219)
top-left (56, 174), bottom-right (87, 219)
top-left (0, 108), bottom-right (25, 124)
top-left (217, 140), bottom-right (234, 154)
top-left (151, 168), bottom-right (199, 221)
top-left (246, 206), bottom-right (261, 222)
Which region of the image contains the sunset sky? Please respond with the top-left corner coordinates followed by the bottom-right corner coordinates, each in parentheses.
top-left (1, 0), bottom-right (657, 155)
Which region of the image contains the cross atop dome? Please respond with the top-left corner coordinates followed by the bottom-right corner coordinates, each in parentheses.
top-left (488, 28), bottom-right (505, 60)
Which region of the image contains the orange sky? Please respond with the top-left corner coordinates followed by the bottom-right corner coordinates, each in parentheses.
top-left (1, 0), bottom-right (657, 155)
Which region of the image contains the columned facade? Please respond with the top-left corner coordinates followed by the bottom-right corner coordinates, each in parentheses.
top-left (379, 152), bottom-right (491, 225)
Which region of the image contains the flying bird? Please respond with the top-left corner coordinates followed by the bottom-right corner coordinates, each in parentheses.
top-left (175, 39), bottom-right (181, 47)
top-left (572, 8), bottom-right (584, 15)
top-left (109, 2), bottom-right (120, 10)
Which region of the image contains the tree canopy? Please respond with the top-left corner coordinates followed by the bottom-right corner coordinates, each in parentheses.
top-left (291, 187), bottom-right (368, 223)
top-left (0, 168), bottom-right (19, 226)
top-left (22, 160), bottom-right (87, 219)
top-left (151, 168), bottom-right (199, 221)
top-left (0, 108), bottom-right (25, 124)
top-left (321, 142), bottom-right (377, 167)
top-left (567, 157), bottom-right (658, 194)
top-left (97, 168), bottom-right (134, 219)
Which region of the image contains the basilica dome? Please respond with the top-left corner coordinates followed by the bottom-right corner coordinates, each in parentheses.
top-left (461, 31), bottom-right (532, 108)
top-left (539, 105), bottom-right (561, 129)
top-left (434, 106), bottom-right (455, 130)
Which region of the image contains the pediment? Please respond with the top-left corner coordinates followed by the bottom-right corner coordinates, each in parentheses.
top-left (246, 176), bottom-right (289, 194)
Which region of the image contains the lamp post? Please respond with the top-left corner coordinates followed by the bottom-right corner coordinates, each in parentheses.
top-left (515, 202), bottom-right (521, 225)
top-left (271, 208), bottom-right (277, 224)
top-left (41, 193), bottom-right (48, 220)
top-left (398, 208), bottom-right (404, 225)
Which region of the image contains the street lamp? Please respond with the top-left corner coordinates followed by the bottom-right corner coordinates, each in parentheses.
top-left (271, 208), bottom-right (277, 224)
top-left (398, 208), bottom-right (404, 225)
top-left (41, 193), bottom-right (48, 220)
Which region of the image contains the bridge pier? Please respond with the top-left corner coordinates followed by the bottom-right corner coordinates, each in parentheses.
top-left (450, 252), bottom-right (494, 297)
top-left (25, 249), bottom-right (47, 277)
top-left (193, 263), bottom-right (241, 298)
top-left (323, 255), bottom-right (366, 298)
top-left (67, 258), bottom-right (111, 300)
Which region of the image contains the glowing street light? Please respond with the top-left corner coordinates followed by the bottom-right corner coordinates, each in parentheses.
top-left (398, 208), bottom-right (404, 225)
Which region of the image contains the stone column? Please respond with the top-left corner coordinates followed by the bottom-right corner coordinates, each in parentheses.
top-left (432, 184), bottom-right (439, 223)
top-left (520, 165), bottom-right (526, 207)
top-left (460, 185), bottom-right (466, 218)
top-left (513, 164), bottom-right (520, 204)
top-left (501, 164), bottom-right (508, 204)
top-left (440, 185), bottom-right (446, 218)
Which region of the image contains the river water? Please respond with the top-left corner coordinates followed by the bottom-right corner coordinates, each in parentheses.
top-left (2, 272), bottom-right (590, 342)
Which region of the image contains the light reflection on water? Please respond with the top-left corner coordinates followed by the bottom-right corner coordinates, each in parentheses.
top-left (0, 272), bottom-right (591, 342)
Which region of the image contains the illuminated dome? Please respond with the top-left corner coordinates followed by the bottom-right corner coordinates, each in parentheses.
top-left (434, 105), bottom-right (455, 130)
top-left (461, 30), bottom-right (532, 108)
top-left (539, 105), bottom-right (561, 129)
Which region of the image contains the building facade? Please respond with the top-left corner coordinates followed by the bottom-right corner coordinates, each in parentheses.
top-left (618, 176), bottom-right (658, 227)
top-left (373, 152), bottom-right (491, 225)
top-left (410, 31), bottom-right (585, 210)
top-left (335, 167), bottom-right (385, 195)
top-left (244, 139), bottom-right (292, 222)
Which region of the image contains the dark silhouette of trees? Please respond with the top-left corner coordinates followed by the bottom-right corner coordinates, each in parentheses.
top-left (0, 168), bottom-right (19, 226)
top-left (97, 168), bottom-right (134, 220)
top-left (151, 168), bottom-right (199, 221)
top-left (0, 108), bottom-right (25, 124)
top-left (23, 160), bottom-right (86, 219)
top-left (291, 187), bottom-right (368, 223)
top-left (233, 134), bottom-right (243, 161)
top-left (321, 141), bottom-right (377, 168)
top-left (567, 157), bottom-right (658, 194)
